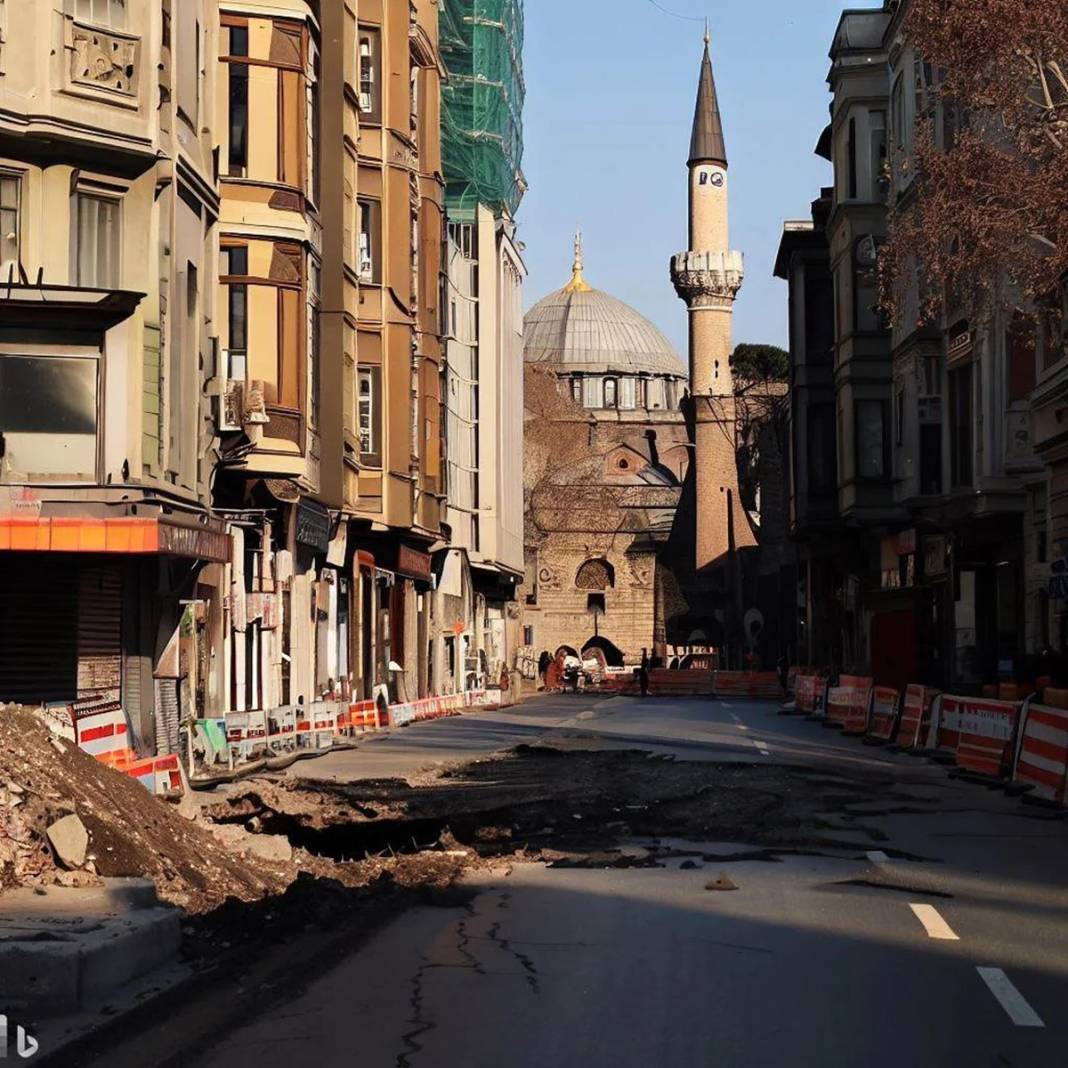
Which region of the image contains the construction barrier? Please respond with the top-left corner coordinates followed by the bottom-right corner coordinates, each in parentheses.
top-left (937, 695), bottom-right (1021, 780)
top-left (794, 674), bottom-right (827, 716)
top-left (867, 686), bottom-right (900, 742)
top-left (1011, 699), bottom-right (1068, 804)
top-left (897, 685), bottom-right (940, 750)
top-left (825, 675), bottom-right (872, 732)
top-left (711, 672), bottom-right (782, 699)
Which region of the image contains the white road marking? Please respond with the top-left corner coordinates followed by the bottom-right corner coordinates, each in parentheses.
top-left (909, 903), bottom-right (959, 940)
top-left (866, 850), bottom-right (891, 864)
top-left (976, 968), bottom-right (1045, 1028)
top-left (754, 741), bottom-right (770, 756)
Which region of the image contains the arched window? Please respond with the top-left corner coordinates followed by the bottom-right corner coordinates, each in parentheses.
top-left (604, 377), bottom-right (618, 409)
top-left (576, 558), bottom-right (615, 591)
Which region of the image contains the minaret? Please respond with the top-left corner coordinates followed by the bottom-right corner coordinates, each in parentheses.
top-left (670, 28), bottom-right (754, 573)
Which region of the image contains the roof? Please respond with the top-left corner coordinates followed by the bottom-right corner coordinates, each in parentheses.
top-left (524, 242), bottom-right (686, 378)
top-left (689, 42), bottom-right (727, 168)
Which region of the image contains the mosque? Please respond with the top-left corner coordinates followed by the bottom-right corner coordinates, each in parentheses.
top-left (521, 32), bottom-right (781, 670)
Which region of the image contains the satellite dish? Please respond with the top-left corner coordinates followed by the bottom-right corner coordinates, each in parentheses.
top-left (743, 609), bottom-right (764, 644)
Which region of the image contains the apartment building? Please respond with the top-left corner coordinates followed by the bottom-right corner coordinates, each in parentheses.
top-left (775, 0), bottom-right (1053, 691)
top-left (0, 0), bottom-right (228, 751)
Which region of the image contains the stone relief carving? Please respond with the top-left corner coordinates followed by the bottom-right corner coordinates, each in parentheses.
top-left (71, 24), bottom-right (137, 96)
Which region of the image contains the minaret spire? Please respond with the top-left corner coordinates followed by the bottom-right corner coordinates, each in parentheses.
top-left (689, 33), bottom-right (727, 168)
top-left (564, 227), bottom-right (592, 293)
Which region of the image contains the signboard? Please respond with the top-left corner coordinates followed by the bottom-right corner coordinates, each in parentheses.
top-left (295, 499), bottom-right (331, 553)
top-left (158, 521), bottom-right (231, 562)
top-left (397, 544), bottom-right (432, 581)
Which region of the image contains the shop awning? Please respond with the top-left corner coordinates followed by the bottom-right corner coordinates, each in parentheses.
top-left (0, 516), bottom-right (231, 562)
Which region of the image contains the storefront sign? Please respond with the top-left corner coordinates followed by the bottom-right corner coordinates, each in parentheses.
top-left (923, 535), bottom-right (947, 578)
top-left (397, 544), bottom-right (432, 580)
top-left (295, 499), bottom-right (331, 554)
top-left (158, 521), bottom-right (231, 562)
top-left (947, 330), bottom-right (973, 366)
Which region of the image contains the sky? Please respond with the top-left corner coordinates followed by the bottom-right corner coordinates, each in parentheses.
top-left (519, 0), bottom-right (869, 354)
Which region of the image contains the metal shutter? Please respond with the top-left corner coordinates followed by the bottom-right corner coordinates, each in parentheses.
top-left (76, 566), bottom-right (122, 698)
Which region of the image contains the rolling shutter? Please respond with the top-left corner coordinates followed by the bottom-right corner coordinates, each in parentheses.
top-left (76, 566), bottom-right (122, 698)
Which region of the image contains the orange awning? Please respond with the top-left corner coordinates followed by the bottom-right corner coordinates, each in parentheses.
top-left (0, 517), bottom-right (231, 562)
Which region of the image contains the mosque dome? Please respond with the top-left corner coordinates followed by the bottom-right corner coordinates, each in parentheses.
top-left (524, 236), bottom-right (686, 380)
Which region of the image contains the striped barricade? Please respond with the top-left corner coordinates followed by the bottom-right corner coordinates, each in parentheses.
top-left (795, 675), bottom-right (827, 718)
top-left (867, 686), bottom-right (901, 742)
top-left (654, 670), bottom-right (715, 696)
top-left (747, 672), bottom-right (784, 699)
top-left (1011, 700), bottom-right (1068, 804)
top-left (896, 685), bottom-right (939, 750)
top-left (938, 695), bottom-right (1021, 780)
top-left (825, 676), bottom-right (870, 729)
top-left (712, 672), bottom-right (753, 698)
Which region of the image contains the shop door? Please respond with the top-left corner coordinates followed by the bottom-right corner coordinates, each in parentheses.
top-left (870, 610), bottom-right (917, 692)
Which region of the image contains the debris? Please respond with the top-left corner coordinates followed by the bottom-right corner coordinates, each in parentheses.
top-left (46, 813), bottom-right (89, 869)
top-left (705, 874), bottom-right (738, 892)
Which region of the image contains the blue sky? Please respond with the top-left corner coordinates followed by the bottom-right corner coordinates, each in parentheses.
top-left (520, 0), bottom-right (866, 353)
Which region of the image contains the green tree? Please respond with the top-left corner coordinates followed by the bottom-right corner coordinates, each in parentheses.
top-left (730, 343), bottom-right (789, 384)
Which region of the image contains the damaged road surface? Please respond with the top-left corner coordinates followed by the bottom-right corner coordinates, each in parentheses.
top-left (59, 696), bottom-right (1068, 1068)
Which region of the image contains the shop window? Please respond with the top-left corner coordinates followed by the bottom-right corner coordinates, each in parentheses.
top-left (71, 191), bottom-right (120, 289)
top-left (358, 365), bottom-right (381, 465)
top-left (358, 28), bottom-right (380, 120)
top-left (948, 364), bottom-right (973, 487)
top-left (0, 354), bottom-right (98, 481)
top-left (0, 172), bottom-right (20, 279)
top-left (855, 399), bottom-right (888, 481)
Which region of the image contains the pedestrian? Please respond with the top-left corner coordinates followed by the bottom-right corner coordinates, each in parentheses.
top-left (636, 649), bottom-right (650, 697)
top-left (777, 652), bottom-right (788, 693)
top-left (537, 649), bottom-right (552, 691)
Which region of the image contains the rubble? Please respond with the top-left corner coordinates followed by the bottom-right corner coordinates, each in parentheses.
top-left (45, 813), bottom-right (89, 869)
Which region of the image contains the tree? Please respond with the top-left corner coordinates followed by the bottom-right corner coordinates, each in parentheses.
top-left (730, 343), bottom-right (789, 384)
top-left (882, 1), bottom-right (1068, 328)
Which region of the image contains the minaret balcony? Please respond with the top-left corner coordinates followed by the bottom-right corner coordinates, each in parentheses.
top-left (670, 250), bottom-right (744, 308)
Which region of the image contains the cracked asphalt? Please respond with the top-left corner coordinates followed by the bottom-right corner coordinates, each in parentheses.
top-left (81, 694), bottom-right (1068, 1067)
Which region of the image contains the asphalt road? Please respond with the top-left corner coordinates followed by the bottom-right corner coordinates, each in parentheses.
top-left (177, 692), bottom-right (1068, 1068)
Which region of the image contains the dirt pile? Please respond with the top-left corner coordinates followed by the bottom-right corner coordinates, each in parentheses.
top-left (0, 706), bottom-right (289, 910)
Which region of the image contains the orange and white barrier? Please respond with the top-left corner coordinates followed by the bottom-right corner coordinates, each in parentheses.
top-left (897, 685), bottom-right (939, 750)
top-left (825, 676), bottom-right (872, 733)
top-left (1011, 699), bottom-right (1068, 804)
top-left (794, 675), bottom-right (827, 716)
top-left (867, 686), bottom-right (900, 741)
top-left (936, 695), bottom-right (1021, 780)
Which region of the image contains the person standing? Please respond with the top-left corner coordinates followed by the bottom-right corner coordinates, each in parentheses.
top-left (637, 649), bottom-right (650, 698)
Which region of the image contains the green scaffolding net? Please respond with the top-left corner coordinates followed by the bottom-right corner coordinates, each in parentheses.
top-left (440, 0), bottom-right (525, 219)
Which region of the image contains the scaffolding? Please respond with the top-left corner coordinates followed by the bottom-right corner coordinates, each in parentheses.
top-left (440, 0), bottom-right (526, 219)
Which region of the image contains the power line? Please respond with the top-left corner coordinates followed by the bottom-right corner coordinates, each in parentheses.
top-left (644, 0), bottom-right (706, 23)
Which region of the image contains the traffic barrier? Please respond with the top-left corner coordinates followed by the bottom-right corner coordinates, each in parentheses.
top-left (794, 674), bottom-right (826, 717)
top-left (1011, 699), bottom-right (1068, 804)
top-left (897, 685), bottom-right (940, 750)
top-left (825, 676), bottom-right (871, 731)
top-left (867, 686), bottom-right (900, 741)
top-left (654, 669), bottom-right (715, 696)
top-left (1042, 687), bottom-right (1068, 710)
top-left (937, 695), bottom-right (1021, 780)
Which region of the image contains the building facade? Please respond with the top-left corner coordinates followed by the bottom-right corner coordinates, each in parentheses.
top-left (775, 0), bottom-right (1053, 691)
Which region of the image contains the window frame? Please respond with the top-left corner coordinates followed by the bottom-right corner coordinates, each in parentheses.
top-left (357, 26), bottom-right (381, 123)
top-left (357, 198), bottom-right (381, 283)
top-left (70, 188), bottom-right (122, 290)
top-left (357, 364), bottom-right (382, 466)
top-left (0, 170), bottom-right (22, 280)
top-left (74, 0), bottom-right (126, 30)
top-left (855, 398), bottom-right (889, 482)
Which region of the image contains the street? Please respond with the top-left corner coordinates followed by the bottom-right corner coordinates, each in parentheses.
top-left (71, 692), bottom-right (1068, 1068)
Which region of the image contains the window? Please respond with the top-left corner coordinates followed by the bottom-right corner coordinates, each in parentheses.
top-left (308, 257), bottom-right (321, 428)
top-left (948, 364), bottom-right (973, 487)
top-left (228, 61), bottom-right (248, 176)
top-left (358, 29), bottom-right (380, 120)
top-left (229, 25), bottom-right (248, 57)
top-left (576, 558), bottom-right (614, 591)
top-left (307, 43), bottom-right (320, 206)
top-left (920, 423), bottom-right (942, 495)
top-left (856, 399), bottom-right (887, 480)
top-left (891, 73), bottom-right (907, 151)
top-left (522, 625), bottom-right (534, 647)
top-left (869, 111), bottom-right (887, 199)
top-left (604, 378), bottom-right (618, 409)
top-left (74, 0), bottom-right (125, 28)
top-left (222, 246), bottom-right (248, 381)
top-left (0, 173), bottom-right (20, 279)
top-left (847, 117), bottom-right (857, 199)
top-left (0, 354), bottom-right (98, 480)
top-left (570, 377), bottom-right (582, 403)
top-left (357, 199), bottom-right (379, 282)
top-left (636, 378), bottom-right (648, 408)
top-left (808, 403), bottom-right (836, 493)
top-left (357, 365), bottom-right (381, 465)
top-left (71, 192), bottom-right (120, 289)
top-left (895, 388), bottom-right (905, 445)
top-left (1006, 311), bottom-right (1036, 402)
top-left (587, 593), bottom-right (606, 616)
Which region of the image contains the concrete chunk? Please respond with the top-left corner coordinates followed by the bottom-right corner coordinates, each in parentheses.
top-left (46, 814), bottom-right (89, 869)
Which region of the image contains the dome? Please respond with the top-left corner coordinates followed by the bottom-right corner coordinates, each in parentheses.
top-left (524, 238), bottom-right (686, 379)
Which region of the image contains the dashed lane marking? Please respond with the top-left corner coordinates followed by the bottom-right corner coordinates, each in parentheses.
top-left (866, 850), bottom-right (891, 864)
top-left (754, 741), bottom-right (770, 756)
top-left (909, 903), bottom-right (959, 941)
top-left (977, 968), bottom-right (1045, 1028)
